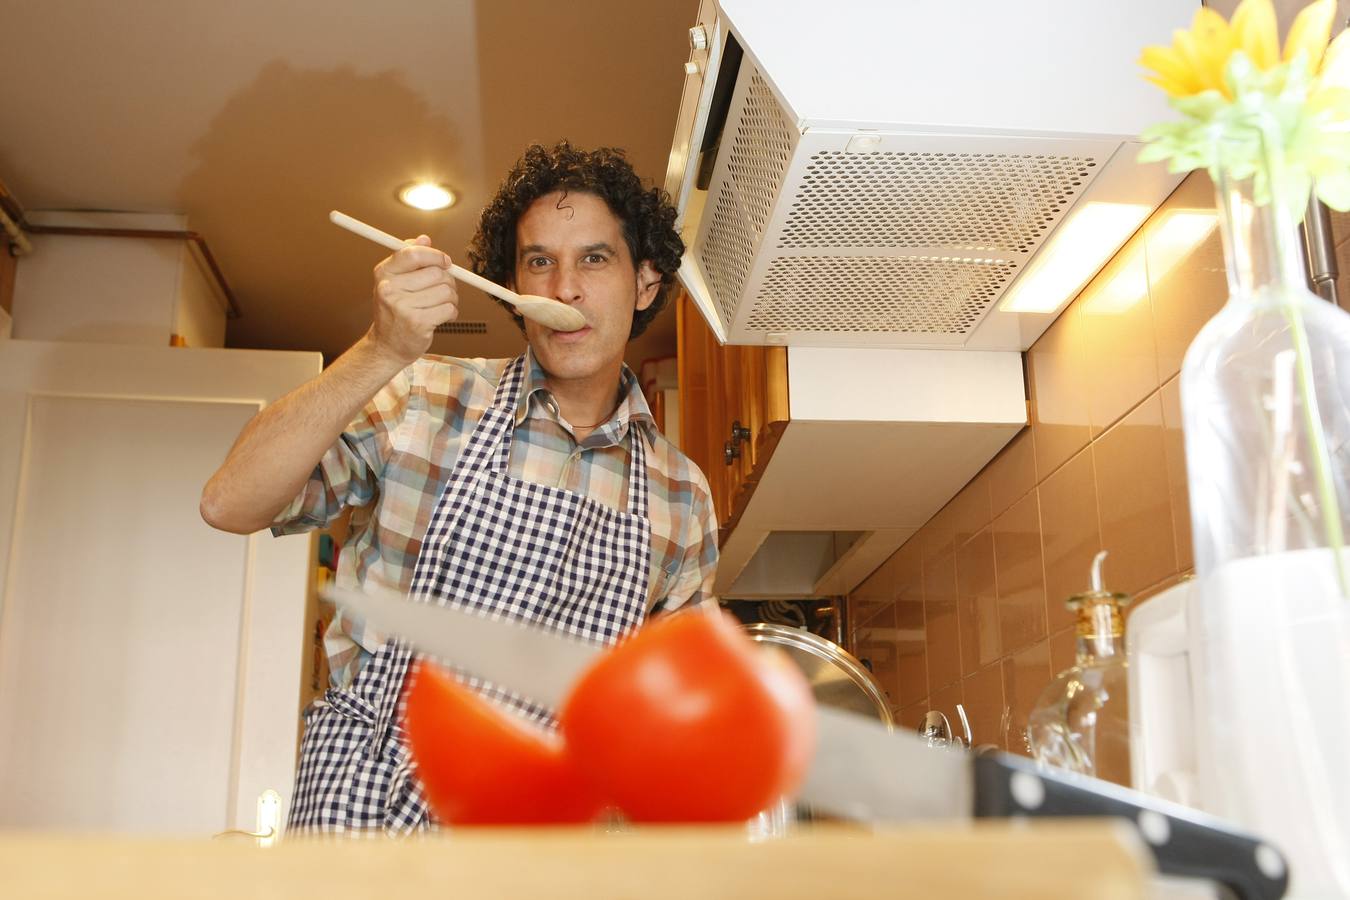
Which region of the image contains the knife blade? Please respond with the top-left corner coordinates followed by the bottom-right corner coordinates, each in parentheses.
top-left (325, 586), bottom-right (1289, 900)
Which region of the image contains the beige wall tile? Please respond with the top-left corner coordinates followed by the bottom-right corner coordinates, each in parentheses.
top-left (893, 535), bottom-right (923, 596)
top-left (956, 529), bottom-right (1001, 678)
top-left (928, 681), bottom-right (964, 727)
top-left (962, 663), bottom-right (1006, 751)
top-left (894, 536), bottom-right (928, 704)
top-left (846, 547), bottom-right (897, 627)
top-left (992, 492), bottom-right (1048, 654)
top-left (921, 502), bottom-right (957, 563)
top-left (923, 550), bottom-right (962, 692)
top-left (1039, 447), bottom-right (1103, 633)
top-left (1001, 641), bottom-right (1052, 755)
top-left (1159, 376), bottom-right (1194, 572)
top-left (1048, 626), bottom-right (1077, 676)
top-left (949, 472), bottom-right (993, 549)
top-left (988, 427), bottom-right (1037, 518)
top-left (1079, 241), bottom-right (1160, 436)
top-left (897, 701), bottom-right (928, 732)
top-left (1028, 303), bottom-right (1093, 478)
top-left (852, 604), bottom-right (900, 711)
top-left (1335, 231), bottom-right (1350, 315)
top-left (894, 590), bottom-right (928, 706)
top-left (1146, 172), bottom-right (1227, 383)
top-left (1093, 393), bottom-right (1178, 595)
top-left (1331, 209), bottom-right (1350, 240)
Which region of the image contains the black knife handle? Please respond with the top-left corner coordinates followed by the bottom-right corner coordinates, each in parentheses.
top-left (972, 754), bottom-right (1289, 900)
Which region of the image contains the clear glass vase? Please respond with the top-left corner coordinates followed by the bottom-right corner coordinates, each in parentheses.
top-left (1180, 128), bottom-right (1350, 898)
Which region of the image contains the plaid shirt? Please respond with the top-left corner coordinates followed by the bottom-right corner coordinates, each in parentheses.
top-left (272, 349), bottom-right (718, 688)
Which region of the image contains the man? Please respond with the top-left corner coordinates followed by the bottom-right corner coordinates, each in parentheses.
top-left (200, 142), bottom-right (719, 835)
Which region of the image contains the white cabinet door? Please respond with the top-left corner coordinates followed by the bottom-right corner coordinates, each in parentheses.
top-left (0, 340), bottom-right (322, 834)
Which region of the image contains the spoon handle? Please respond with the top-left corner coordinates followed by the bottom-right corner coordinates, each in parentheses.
top-left (328, 210), bottom-right (523, 310)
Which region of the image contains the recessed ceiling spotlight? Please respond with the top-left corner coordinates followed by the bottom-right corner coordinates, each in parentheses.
top-left (398, 182), bottom-right (456, 211)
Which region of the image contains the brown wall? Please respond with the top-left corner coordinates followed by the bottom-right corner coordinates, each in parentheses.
top-left (846, 172), bottom-right (1350, 759)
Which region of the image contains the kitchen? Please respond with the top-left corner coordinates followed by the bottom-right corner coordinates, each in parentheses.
top-left (2, 0), bottom-right (1349, 897)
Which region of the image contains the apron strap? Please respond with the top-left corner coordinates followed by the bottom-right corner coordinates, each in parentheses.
top-left (626, 426), bottom-right (648, 519)
top-left (490, 355), bottom-right (528, 474)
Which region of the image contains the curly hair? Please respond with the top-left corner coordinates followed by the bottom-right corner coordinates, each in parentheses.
top-left (468, 141), bottom-right (684, 339)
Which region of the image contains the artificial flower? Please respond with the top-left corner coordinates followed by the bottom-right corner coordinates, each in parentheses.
top-left (1138, 0), bottom-right (1350, 216)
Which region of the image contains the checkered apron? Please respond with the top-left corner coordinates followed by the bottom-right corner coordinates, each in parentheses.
top-left (286, 355), bottom-right (651, 836)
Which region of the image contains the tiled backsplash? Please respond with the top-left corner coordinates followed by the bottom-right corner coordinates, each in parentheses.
top-left (847, 171), bottom-right (1350, 762)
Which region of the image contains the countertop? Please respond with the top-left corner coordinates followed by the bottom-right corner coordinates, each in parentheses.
top-left (0, 821), bottom-right (1151, 899)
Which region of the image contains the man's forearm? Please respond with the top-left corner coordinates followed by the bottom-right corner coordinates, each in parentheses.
top-left (200, 332), bottom-right (410, 534)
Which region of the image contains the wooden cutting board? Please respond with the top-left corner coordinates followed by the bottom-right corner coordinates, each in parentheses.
top-left (0, 821), bottom-right (1150, 899)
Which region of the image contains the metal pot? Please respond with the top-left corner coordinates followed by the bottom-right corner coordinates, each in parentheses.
top-left (743, 623), bottom-right (894, 729)
top-left (742, 623), bottom-right (894, 839)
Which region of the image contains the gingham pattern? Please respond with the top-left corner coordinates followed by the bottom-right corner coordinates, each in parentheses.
top-left (286, 354), bottom-right (652, 836)
top-left (271, 350), bottom-right (717, 688)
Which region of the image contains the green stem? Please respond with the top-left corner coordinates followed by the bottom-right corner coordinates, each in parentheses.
top-left (1256, 115), bottom-right (1350, 598)
top-left (1281, 299), bottom-right (1350, 597)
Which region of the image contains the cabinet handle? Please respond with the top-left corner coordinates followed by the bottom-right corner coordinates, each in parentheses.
top-left (724, 440), bottom-right (741, 465)
top-left (730, 420), bottom-right (751, 444)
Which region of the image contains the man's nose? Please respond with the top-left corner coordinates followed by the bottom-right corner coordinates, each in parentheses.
top-left (549, 263), bottom-right (583, 304)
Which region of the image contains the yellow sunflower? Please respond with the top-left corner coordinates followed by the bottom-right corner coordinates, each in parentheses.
top-left (1140, 0), bottom-right (1341, 100)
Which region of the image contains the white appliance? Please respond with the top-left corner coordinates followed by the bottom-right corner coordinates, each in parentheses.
top-left (666, 0), bottom-right (1193, 349)
top-left (1126, 579), bottom-right (1200, 807)
top-left (1129, 562), bottom-right (1350, 897)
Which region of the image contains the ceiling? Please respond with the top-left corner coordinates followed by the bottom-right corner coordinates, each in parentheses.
top-left (0, 0), bottom-right (698, 369)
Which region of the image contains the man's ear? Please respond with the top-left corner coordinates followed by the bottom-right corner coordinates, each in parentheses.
top-left (635, 260), bottom-right (661, 312)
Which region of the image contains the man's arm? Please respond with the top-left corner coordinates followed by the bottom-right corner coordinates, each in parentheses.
top-left (200, 236), bottom-right (460, 534)
top-left (653, 469), bottom-right (721, 614)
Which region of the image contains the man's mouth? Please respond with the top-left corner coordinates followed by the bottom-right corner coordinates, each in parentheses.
top-left (553, 324), bottom-right (592, 341)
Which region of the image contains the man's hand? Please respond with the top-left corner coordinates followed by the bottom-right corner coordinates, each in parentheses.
top-left (369, 235), bottom-right (460, 367)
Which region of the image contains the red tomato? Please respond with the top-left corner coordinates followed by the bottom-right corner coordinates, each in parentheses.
top-left (404, 662), bottom-right (605, 826)
top-left (558, 610), bottom-right (817, 823)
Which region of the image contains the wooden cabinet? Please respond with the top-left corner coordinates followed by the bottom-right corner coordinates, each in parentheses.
top-left (676, 292), bottom-right (788, 539)
top-left (675, 292), bottom-right (1028, 600)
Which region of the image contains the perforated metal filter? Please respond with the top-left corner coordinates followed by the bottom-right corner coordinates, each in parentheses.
top-left (747, 255), bottom-right (1018, 335)
top-left (697, 68), bottom-right (795, 328)
top-left (690, 58), bottom-right (1114, 345)
top-left (781, 152), bottom-right (1097, 253)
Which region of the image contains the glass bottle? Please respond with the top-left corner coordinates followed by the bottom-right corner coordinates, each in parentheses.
top-left (1026, 551), bottom-right (1131, 786)
top-left (1180, 127), bottom-right (1350, 897)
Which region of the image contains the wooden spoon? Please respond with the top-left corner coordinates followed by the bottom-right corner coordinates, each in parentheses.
top-left (329, 210), bottom-right (587, 332)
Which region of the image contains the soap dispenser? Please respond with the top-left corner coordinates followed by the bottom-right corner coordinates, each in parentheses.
top-left (1026, 550), bottom-right (1132, 785)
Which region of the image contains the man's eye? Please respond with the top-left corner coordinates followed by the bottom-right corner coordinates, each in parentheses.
top-left (583, 254), bottom-right (607, 264)
top-left (527, 257), bottom-right (551, 268)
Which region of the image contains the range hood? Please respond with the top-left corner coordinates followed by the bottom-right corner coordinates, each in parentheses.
top-left (666, 0), bottom-right (1192, 350)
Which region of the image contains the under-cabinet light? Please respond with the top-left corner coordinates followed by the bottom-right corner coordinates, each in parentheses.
top-left (1082, 209), bottom-right (1219, 316)
top-left (999, 202), bottom-right (1151, 314)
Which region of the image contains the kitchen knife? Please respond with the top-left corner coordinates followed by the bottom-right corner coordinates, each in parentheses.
top-left (328, 586), bottom-right (1289, 900)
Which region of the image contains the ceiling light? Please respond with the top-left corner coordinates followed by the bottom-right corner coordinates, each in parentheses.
top-left (999, 202), bottom-right (1151, 314)
top-left (398, 182), bottom-right (456, 211)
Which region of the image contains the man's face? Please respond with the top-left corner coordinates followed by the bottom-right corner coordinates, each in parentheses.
top-left (511, 190), bottom-right (659, 386)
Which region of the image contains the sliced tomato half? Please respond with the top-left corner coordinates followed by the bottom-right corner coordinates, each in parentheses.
top-left (404, 662), bottom-right (605, 826)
